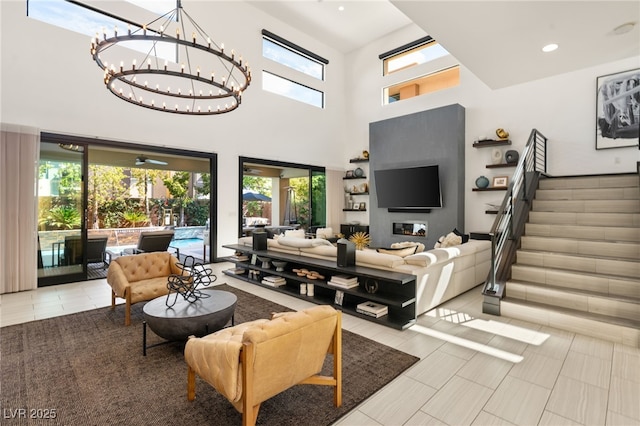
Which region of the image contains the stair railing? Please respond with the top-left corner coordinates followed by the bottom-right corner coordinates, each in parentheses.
top-left (483, 129), bottom-right (548, 300)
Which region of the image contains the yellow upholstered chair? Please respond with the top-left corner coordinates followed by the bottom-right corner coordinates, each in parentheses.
top-left (184, 305), bottom-right (342, 426)
top-left (106, 252), bottom-right (187, 325)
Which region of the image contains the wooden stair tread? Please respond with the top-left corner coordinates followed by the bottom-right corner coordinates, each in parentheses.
top-left (511, 262), bottom-right (640, 283)
top-left (507, 279), bottom-right (640, 304)
top-left (516, 248), bottom-right (640, 264)
top-left (501, 298), bottom-right (640, 329)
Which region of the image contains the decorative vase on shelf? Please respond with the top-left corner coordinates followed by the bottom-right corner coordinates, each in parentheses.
top-left (505, 150), bottom-right (519, 164)
top-left (476, 176), bottom-right (490, 189)
top-left (491, 148), bottom-right (503, 165)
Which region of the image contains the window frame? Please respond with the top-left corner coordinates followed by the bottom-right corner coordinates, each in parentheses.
top-left (262, 70), bottom-right (325, 108)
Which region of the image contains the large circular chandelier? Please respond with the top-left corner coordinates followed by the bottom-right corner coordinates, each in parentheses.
top-left (90, 0), bottom-right (251, 115)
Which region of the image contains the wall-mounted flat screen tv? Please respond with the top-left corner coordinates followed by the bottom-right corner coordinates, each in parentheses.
top-left (374, 165), bottom-right (442, 209)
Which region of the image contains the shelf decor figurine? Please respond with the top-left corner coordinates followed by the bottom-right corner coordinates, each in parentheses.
top-left (505, 150), bottom-right (519, 164)
top-left (491, 148), bottom-right (503, 164)
top-left (475, 176), bottom-right (490, 188)
top-left (349, 231), bottom-right (370, 250)
top-left (496, 128), bottom-right (510, 139)
top-left (166, 256), bottom-right (217, 307)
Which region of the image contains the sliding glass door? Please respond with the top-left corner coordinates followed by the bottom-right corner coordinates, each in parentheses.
top-left (239, 157), bottom-right (326, 236)
top-left (37, 142), bottom-right (88, 286)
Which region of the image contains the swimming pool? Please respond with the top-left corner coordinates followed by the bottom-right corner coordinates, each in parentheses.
top-left (170, 238), bottom-right (203, 248)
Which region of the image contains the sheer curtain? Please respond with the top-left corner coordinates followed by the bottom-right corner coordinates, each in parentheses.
top-left (1, 123), bottom-right (39, 294)
top-left (326, 169), bottom-right (344, 231)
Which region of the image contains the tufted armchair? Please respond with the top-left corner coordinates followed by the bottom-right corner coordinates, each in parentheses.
top-left (106, 252), bottom-right (188, 325)
top-left (184, 305), bottom-right (342, 426)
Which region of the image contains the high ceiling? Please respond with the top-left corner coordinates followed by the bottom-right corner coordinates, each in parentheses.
top-left (247, 1), bottom-right (640, 89)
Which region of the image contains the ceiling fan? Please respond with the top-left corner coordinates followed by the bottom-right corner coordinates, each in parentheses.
top-left (135, 155), bottom-right (168, 166)
top-left (243, 166), bottom-right (262, 175)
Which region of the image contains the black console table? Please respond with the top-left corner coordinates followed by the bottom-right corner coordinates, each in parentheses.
top-left (222, 244), bottom-right (416, 330)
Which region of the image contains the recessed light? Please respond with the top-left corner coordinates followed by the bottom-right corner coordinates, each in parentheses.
top-left (613, 22), bottom-right (635, 35)
top-left (542, 43), bottom-right (558, 53)
top-left (338, 5), bottom-right (344, 11)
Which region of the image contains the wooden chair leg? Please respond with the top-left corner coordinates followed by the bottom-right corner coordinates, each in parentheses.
top-left (125, 291), bottom-right (132, 326)
top-left (111, 291), bottom-right (116, 309)
top-left (187, 365), bottom-right (196, 401)
top-left (334, 312), bottom-right (343, 407)
top-left (241, 344), bottom-right (260, 426)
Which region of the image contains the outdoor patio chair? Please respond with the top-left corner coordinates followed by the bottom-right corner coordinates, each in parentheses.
top-left (63, 235), bottom-right (109, 268)
top-left (86, 235), bottom-right (109, 268)
top-left (122, 230), bottom-right (180, 258)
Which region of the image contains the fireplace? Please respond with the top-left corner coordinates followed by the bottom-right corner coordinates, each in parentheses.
top-left (392, 222), bottom-right (427, 237)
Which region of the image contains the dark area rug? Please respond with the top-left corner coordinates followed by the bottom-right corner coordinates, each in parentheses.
top-left (1, 284), bottom-right (418, 425)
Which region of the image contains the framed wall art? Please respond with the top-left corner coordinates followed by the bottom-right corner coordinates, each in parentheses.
top-left (596, 68), bottom-right (640, 149)
top-left (492, 176), bottom-right (508, 188)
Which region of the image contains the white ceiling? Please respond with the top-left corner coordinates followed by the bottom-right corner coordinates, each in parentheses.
top-left (247, 1), bottom-right (640, 89)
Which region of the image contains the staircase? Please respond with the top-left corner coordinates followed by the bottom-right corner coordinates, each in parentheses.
top-left (501, 173), bottom-right (640, 347)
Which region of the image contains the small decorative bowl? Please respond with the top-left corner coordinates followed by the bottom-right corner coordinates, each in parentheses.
top-left (272, 261), bottom-right (287, 272)
top-left (256, 256), bottom-right (271, 269)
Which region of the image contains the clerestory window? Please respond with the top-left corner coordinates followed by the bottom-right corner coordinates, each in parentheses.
top-left (381, 36), bottom-right (459, 105)
top-left (262, 29), bottom-right (327, 108)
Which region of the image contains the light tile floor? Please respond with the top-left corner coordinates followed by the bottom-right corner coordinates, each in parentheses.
top-left (2, 262), bottom-right (639, 426)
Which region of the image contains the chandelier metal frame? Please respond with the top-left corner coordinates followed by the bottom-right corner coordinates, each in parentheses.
top-left (90, 0), bottom-right (251, 115)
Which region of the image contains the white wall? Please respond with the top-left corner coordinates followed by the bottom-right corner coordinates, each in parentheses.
top-left (344, 24), bottom-right (640, 234)
top-left (1, 1), bottom-right (639, 256)
top-left (0, 0), bottom-right (350, 256)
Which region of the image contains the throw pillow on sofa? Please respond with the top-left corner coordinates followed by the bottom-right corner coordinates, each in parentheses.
top-left (391, 241), bottom-right (426, 253)
top-left (278, 237), bottom-right (333, 248)
top-left (284, 229), bottom-right (305, 238)
top-left (315, 227), bottom-right (333, 239)
top-left (434, 232), bottom-right (462, 248)
top-left (376, 245), bottom-right (419, 257)
top-left (453, 228), bottom-right (470, 243)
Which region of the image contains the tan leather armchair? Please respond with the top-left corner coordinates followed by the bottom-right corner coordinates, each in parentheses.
top-left (184, 305), bottom-right (342, 426)
top-left (106, 252), bottom-right (187, 325)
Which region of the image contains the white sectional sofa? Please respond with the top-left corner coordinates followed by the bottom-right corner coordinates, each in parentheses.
top-left (236, 235), bottom-right (491, 317)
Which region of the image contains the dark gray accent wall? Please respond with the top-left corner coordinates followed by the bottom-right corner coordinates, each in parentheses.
top-left (369, 104), bottom-right (465, 249)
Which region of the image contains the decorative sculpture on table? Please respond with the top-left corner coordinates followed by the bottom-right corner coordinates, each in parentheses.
top-left (166, 255), bottom-right (217, 307)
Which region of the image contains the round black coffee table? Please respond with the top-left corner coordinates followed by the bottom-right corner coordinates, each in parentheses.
top-left (142, 289), bottom-right (237, 355)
